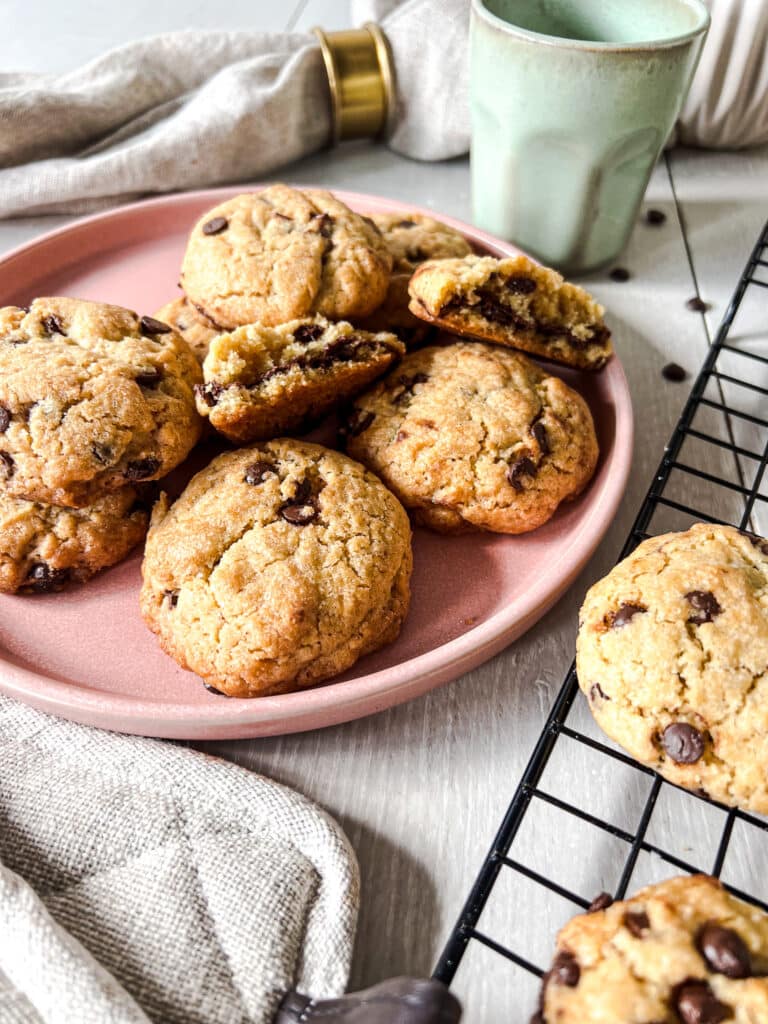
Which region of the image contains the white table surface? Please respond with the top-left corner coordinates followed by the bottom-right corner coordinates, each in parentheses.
top-left (2, 2), bottom-right (768, 1020)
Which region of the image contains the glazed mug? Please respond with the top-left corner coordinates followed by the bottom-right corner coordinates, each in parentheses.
top-left (470, 0), bottom-right (710, 273)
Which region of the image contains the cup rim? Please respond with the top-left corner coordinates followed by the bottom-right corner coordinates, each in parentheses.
top-left (471, 0), bottom-right (710, 52)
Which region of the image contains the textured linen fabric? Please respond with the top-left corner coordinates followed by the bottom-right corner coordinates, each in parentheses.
top-left (0, 0), bottom-right (764, 218)
top-left (0, 694), bottom-right (359, 1024)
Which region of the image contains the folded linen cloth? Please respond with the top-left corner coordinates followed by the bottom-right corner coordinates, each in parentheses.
top-left (0, 0), bottom-right (765, 219)
top-left (0, 693), bottom-right (358, 1023)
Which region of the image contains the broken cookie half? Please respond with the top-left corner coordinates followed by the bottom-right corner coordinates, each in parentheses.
top-left (407, 254), bottom-right (612, 371)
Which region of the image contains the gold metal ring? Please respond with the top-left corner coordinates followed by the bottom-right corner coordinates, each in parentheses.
top-left (313, 23), bottom-right (395, 144)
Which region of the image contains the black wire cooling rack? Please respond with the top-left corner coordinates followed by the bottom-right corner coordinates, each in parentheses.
top-left (433, 219), bottom-right (768, 1012)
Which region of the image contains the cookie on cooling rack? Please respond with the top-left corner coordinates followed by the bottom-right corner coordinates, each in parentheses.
top-left (139, 440), bottom-right (412, 697)
top-left (535, 874), bottom-right (768, 1023)
top-left (345, 341), bottom-right (599, 534)
top-left (577, 523), bottom-right (768, 814)
top-left (408, 254), bottom-right (612, 371)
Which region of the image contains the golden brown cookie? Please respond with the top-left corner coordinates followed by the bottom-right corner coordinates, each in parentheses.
top-left (408, 254), bottom-right (612, 371)
top-left (139, 440), bottom-right (412, 697)
top-left (0, 298), bottom-right (202, 507)
top-left (536, 875), bottom-right (768, 1023)
top-left (180, 186), bottom-right (393, 329)
top-left (345, 341), bottom-right (599, 534)
top-left (153, 296), bottom-right (219, 362)
top-left (371, 211), bottom-right (472, 273)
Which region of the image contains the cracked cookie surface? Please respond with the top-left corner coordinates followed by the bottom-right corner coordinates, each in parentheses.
top-left (371, 212), bottom-right (472, 274)
top-left (345, 341), bottom-right (598, 535)
top-left (537, 875), bottom-right (768, 1024)
top-left (0, 486), bottom-right (149, 593)
top-left (0, 297), bottom-right (203, 507)
top-left (196, 316), bottom-right (404, 443)
top-left (408, 254), bottom-right (612, 371)
top-left (153, 296), bottom-right (220, 362)
top-left (577, 523), bottom-right (768, 813)
top-left (139, 440), bottom-right (412, 697)
top-left (180, 186), bottom-right (393, 329)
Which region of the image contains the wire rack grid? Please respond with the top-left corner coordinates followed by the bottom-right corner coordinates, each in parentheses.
top-left (433, 219), bottom-right (768, 1014)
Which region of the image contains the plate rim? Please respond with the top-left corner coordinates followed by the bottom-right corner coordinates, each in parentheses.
top-left (0, 184), bottom-right (634, 738)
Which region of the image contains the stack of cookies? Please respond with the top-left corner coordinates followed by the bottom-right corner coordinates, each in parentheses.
top-left (0, 297), bottom-right (203, 593)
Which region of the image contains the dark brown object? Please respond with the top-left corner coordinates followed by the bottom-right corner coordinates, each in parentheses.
top-left (276, 977), bottom-right (462, 1024)
top-left (697, 922), bottom-right (752, 978)
top-left (140, 315), bottom-right (172, 335)
top-left (125, 457), bottom-right (161, 481)
top-left (203, 682), bottom-right (230, 696)
top-left (587, 892), bottom-right (614, 913)
top-left (25, 563), bottom-right (70, 593)
top-left (624, 909), bottom-right (650, 938)
top-left (90, 443), bottom-right (113, 465)
top-left (607, 602), bottom-right (646, 628)
top-left (347, 409), bottom-right (375, 437)
top-left (196, 382), bottom-right (225, 407)
top-left (294, 323), bottom-right (325, 343)
top-left (673, 978), bottom-right (732, 1024)
top-left (42, 314), bottom-right (65, 335)
top-left (646, 209), bottom-right (667, 226)
top-left (550, 950), bottom-right (580, 987)
top-left (686, 297), bottom-right (712, 313)
top-left (661, 723), bottom-right (705, 764)
top-left (609, 267), bottom-right (631, 282)
top-left (589, 682), bottom-right (610, 703)
top-left (505, 276), bottom-right (537, 295)
top-left (135, 368), bottom-right (163, 387)
top-left (0, 406), bottom-right (9, 433)
top-left (202, 216), bottom-right (229, 236)
top-left (0, 451), bottom-right (15, 477)
top-left (531, 420), bottom-right (550, 455)
top-left (685, 590), bottom-right (722, 625)
top-left (507, 455), bottom-right (537, 492)
top-left (163, 590), bottom-right (179, 609)
top-left (662, 362), bottom-right (687, 382)
top-left (244, 461), bottom-right (275, 486)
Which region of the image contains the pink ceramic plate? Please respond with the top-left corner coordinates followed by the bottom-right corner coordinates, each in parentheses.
top-left (0, 187), bottom-right (632, 739)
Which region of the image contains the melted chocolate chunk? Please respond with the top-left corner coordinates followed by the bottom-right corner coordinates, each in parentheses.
top-left (291, 478), bottom-right (312, 505)
top-left (607, 602), bottom-right (647, 629)
top-left (646, 209), bottom-right (667, 226)
top-left (203, 682), bottom-right (231, 696)
top-left (91, 442), bottom-right (113, 465)
top-left (477, 292), bottom-right (530, 331)
top-left (280, 502), bottom-right (317, 525)
top-left (310, 212), bottom-right (333, 238)
top-left (395, 219), bottom-right (416, 228)
top-left (0, 406), bottom-right (9, 433)
top-left (135, 368), bottom-right (163, 387)
top-left (686, 296), bottom-right (711, 313)
top-left (0, 451), bottom-right (14, 477)
top-left (346, 409), bottom-right (374, 437)
top-left (609, 267), bottom-right (631, 282)
top-left (393, 372), bottom-right (429, 404)
top-left (587, 892), bottom-right (614, 913)
top-left (505, 275), bottom-right (537, 294)
top-left (624, 909), bottom-right (650, 938)
top-left (698, 922), bottom-right (751, 978)
top-left (140, 315), bottom-right (172, 336)
top-left (244, 461), bottom-right (275, 486)
top-left (662, 362), bottom-right (687, 382)
top-left (26, 562), bottom-right (70, 593)
top-left (125, 457), bottom-right (160, 481)
top-left (685, 590), bottom-right (722, 625)
top-left (507, 454), bottom-right (537, 492)
top-left (42, 314), bottom-right (64, 335)
top-left (164, 589), bottom-right (179, 609)
top-left (589, 682), bottom-right (610, 703)
top-left (550, 951), bottom-right (580, 987)
top-left (531, 419), bottom-right (550, 455)
top-left (202, 216), bottom-right (228, 235)
top-left (661, 722), bottom-right (705, 764)
top-left (196, 382), bottom-right (225, 407)
top-left (673, 979), bottom-right (732, 1024)
top-left (294, 323), bottom-right (325, 344)
top-left (251, 335), bottom-right (383, 388)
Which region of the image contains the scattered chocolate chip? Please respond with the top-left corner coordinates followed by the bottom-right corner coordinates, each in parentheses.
top-left (347, 409), bottom-right (375, 437)
top-left (673, 978), bottom-right (732, 1024)
top-left (624, 909), bottom-right (650, 937)
top-left (607, 602), bottom-right (647, 628)
top-left (163, 589), bottom-right (179, 609)
top-left (505, 275), bottom-right (537, 294)
top-left (686, 297), bottom-right (711, 313)
top-left (746, 534), bottom-right (768, 557)
top-left (310, 212), bottom-right (333, 238)
top-left (609, 267), bottom-right (631, 282)
top-left (698, 922), bottom-right (751, 979)
top-left (244, 461), bottom-right (275, 486)
top-left (507, 454), bottom-right (537, 492)
top-left (202, 216), bottom-right (228, 235)
top-left (589, 682), bottom-right (610, 703)
top-left (662, 362), bottom-right (687, 382)
top-left (195, 382), bottom-right (225, 407)
top-left (645, 209), bottom-right (667, 226)
top-left (139, 315), bottom-right (172, 336)
top-left (91, 442), bottom-right (113, 465)
top-left (550, 951), bottom-right (580, 987)
top-left (0, 451), bottom-right (14, 477)
top-left (588, 892), bottom-right (614, 913)
top-left (685, 590), bottom-right (722, 625)
top-left (125, 457), bottom-right (160, 481)
top-left (395, 219), bottom-right (416, 228)
top-left (203, 682), bottom-right (231, 696)
top-left (42, 314), bottom-right (64, 335)
top-left (135, 367), bottom-right (163, 387)
top-left (280, 502), bottom-right (317, 525)
top-left (661, 722), bottom-right (705, 764)
top-left (0, 406), bottom-right (9, 433)
top-left (294, 323), bottom-right (325, 344)
top-left (26, 562), bottom-right (70, 593)
top-left (531, 419), bottom-right (550, 455)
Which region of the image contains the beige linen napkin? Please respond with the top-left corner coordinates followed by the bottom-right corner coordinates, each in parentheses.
top-left (0, 694), bottom-right (358, 1023)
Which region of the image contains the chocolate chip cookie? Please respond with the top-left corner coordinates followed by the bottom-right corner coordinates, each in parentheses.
top-left (153, 296), bottom-right (219, 362)
top-left (536, 875), bottom-right (768, 1024)
top-left (139, 440), bottom-right (412, 697)
top-left (408, 254), bottom-right (612, 371)
top-left (195, 317), bottom-right (405, 444)
top-left (0, 298), bottom-right (203, 507)
top-left (0, 486), bottom-right (149, 594)
top-left (577, 523), bottom-right (768, 813)
top-left (180, 186), bottom-right (393, 329)
top-left (345, 341), bottom-right (599, 534)
top-left (371, 212), bottom-right (472, 273)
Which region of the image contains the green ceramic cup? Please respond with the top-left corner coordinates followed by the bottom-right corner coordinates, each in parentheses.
top-left (470, 0), bottom-right (710, 273)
